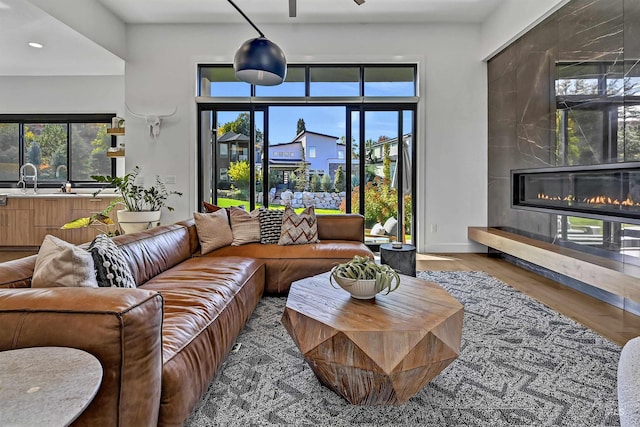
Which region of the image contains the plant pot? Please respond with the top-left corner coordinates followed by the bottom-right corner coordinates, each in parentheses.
top-left (333, 275), bottom-right (379, 300)
top-left (117, 210), bottom-right (161, 234)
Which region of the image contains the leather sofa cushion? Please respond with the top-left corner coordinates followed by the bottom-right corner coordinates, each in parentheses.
top-left (206, 240), bottom-right (370, 260)
top-left (139, 256), bottom-right (264, 363)
top-left (113, 224), bottom-right (192, 286)
top-left (138, 255), bottom-right (264, 426)
top-left (206, 241), bottom-right (372, 294)
top-left (316, 214), bottom-right (365, 242)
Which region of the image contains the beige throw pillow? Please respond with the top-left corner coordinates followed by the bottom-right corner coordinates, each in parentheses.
top-left (229, 208), bottom-right (261, 246)
top-left (278, 206), bottom-right (319, 245)
top-left (32, 234), bottom-right (99, 288)
top-left (194, 210), bottom-right (233, 254)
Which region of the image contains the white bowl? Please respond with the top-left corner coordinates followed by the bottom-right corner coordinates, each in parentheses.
top-left (333, 275), bottom-right (379, 299)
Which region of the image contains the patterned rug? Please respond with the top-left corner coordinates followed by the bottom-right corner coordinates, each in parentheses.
top-left (185, 271), bottom-right (621, 426)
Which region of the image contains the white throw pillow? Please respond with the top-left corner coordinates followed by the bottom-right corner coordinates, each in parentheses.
top-left (32, 235), bottom-right (99, 288)
top-left (383, 217), bottom-right (398, 235)
top-left (370, 223), bottom-right (385, 236)
top-left (194, 210), bottom-right (233, 254)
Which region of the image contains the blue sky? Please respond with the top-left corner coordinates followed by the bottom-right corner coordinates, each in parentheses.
top-left (217, 107), bottom-right (404, 146)
top-left (210, 78), bottom-right (414, 145)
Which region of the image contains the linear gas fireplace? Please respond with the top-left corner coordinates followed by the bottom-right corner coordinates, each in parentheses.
top-left (512, 163), bottom-right (640, 224)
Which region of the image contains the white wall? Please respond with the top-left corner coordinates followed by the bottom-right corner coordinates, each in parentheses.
top-left (480, 0), bottom-right (569, 60)
top-left (124, 22), bottom-right (487, 253)
top-left (0, 75), bottom-right (124, 114)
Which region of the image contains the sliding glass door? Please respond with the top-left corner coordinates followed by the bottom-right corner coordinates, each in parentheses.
top-left (199, 107), bottom-right (265, 210)
top-left (198, 104), bottom-right (415, 245)
top-left (349, 108), bottom-right (415, 244)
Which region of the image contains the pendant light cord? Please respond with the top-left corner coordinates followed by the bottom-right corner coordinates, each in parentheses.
top-left (227, 0), bottom-right (265, 38)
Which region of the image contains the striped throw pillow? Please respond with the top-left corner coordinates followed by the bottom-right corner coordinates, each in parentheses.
top-left (230, 208), bottom-right (261, 246)
top-left (259, 208), bottom-right (284, 244)
top-left (278, 206), bottom-right (319, 246)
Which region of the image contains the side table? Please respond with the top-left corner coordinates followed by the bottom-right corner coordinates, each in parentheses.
top-left (380, 243), bottom-right (416, 276)
top-left (0, 346), bottom-right (103, 427)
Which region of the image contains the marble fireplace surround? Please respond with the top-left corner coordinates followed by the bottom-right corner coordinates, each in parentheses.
top-left (487, 0), bottom-right (640, 313)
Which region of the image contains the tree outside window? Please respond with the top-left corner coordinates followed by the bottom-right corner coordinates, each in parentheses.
top-left (2, 117), bottom-right (113, 185)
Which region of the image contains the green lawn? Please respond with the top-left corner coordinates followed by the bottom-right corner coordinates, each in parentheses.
top-left (567, 216), bottom-right (602, 227)
top-left (216, 198), bottom-right (341, 215)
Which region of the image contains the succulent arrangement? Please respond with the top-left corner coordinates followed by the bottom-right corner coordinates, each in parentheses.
top-left (330, 255), bottom-right (401, 296)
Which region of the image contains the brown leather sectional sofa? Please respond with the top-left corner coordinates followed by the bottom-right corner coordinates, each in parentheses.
top-left (0, 214), bottom-right (372, 426)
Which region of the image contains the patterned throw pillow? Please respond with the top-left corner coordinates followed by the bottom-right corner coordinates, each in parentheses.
top-left (230, 208), bottom-right (261, 246)
top-left (88, 234), bottom-right (136, 288)
top-left (278, 206), bottom-right (319, 246)
top-left (259, 208), bottom-right (284, 244)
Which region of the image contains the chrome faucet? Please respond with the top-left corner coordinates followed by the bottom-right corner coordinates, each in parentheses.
top-left (55, 164), bottom-right (68, 179)
top-left (18, 163), bottom-right (38, 194)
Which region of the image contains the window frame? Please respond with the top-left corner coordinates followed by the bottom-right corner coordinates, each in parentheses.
top-left (0, 113), bottom-right (117, 189)
top-left (197, 63), bottom-right (418, 99)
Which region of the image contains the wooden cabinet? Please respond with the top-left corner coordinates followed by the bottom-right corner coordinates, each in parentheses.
top-left (0, 198), bottom-right (35, 246)
top-left (0, 196), bottom-right (117, 248)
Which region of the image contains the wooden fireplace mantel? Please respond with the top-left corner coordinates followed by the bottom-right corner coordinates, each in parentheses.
top-left (468, 227), bottom-right (640, 303)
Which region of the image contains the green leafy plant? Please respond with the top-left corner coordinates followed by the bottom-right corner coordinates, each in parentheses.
top-left (340, 176), bottom-right (412, 232)
top-left (61, 201), bottom-right (120, 236)
top-left (91, 166), bottom-right (182, 212)
top-left (330, 255), bottom-right (400, 295)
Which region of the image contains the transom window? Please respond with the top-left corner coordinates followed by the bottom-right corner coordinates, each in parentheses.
top-left (198, 64), bottom-right (417, 98)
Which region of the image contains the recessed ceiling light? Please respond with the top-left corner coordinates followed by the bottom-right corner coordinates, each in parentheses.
top-left (28, 42), bottom-right (43, 49)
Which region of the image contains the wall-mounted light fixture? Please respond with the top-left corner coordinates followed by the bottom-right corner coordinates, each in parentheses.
top-left (227, 0), bottom-right (287, 86)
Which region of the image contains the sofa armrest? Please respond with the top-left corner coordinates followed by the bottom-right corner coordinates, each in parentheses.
top-left (317, 214), bottom-right (365, 242)
top-left (0, 255), bottom-right (36, 289)
top-left (0, 288), bottom-right (163, 427)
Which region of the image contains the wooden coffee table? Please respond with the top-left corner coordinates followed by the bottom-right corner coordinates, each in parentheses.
top-left (281, 272), bottom-right (463, 405)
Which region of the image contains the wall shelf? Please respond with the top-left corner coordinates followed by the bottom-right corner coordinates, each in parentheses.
top-left (107, 128), bottom-right (125, 136)
top-left (107, 149), bottom-right (125, 157)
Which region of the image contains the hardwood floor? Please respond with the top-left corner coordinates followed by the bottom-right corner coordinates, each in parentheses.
top-left (1, 250), bottom-right (639, 346)
top-left (418, 253), bottom-right (640, 346)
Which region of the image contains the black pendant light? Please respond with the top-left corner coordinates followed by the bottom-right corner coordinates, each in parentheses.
top-left (227, 0), bottom-right (287, 86)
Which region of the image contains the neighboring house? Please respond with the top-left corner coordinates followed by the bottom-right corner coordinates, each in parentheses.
top-left (268, 130), bottom-right (353, 182)
top-left (367, 133), bottom-right (412, 178)
top-left (216, 131), bottom-right (249, 181)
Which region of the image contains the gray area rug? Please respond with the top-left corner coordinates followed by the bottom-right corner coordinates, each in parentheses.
top-left (185, 271), bottom-right (621, 426)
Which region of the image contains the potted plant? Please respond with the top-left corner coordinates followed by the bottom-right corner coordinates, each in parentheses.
top-left (92, 166), bottom-right (182, 234)
top-left (329, 255), bottom-right (401, 299)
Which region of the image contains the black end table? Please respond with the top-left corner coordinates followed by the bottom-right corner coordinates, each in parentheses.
top-left (380, 243), bottom-right (416, 277)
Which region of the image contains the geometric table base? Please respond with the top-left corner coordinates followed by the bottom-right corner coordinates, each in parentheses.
top-left (281, 272), bottom-right (464, 405)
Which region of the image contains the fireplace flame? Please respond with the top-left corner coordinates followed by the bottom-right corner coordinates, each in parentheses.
top-left (537, 193), bottom-right (640, 207)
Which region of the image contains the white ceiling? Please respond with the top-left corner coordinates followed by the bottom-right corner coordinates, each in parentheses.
top-left (0, 0), bottom-right (503, 76)
top-left (98, 0), bottom-right (504, 25)
top-left (0, 0), bottom-right (123, 76)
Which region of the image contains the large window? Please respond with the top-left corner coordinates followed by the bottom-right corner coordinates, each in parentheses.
top-left (0, 114), bottom-right (115, 187)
